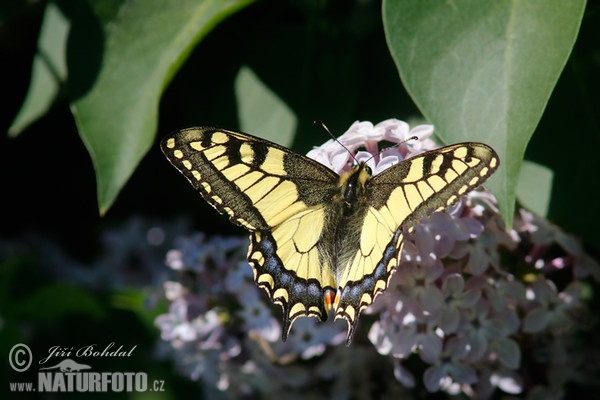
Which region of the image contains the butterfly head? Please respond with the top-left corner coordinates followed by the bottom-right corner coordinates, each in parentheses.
top-left (339, 162), bottom-right (372, 213)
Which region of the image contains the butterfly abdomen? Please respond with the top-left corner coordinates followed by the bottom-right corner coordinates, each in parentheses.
top-left (317, 163), bottom-right (373, 275)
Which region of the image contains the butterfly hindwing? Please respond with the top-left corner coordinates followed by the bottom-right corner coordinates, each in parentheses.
top-left (249, 217), bottom-right (338, 338)
top-left (162, 127), bottom-right (499, 344)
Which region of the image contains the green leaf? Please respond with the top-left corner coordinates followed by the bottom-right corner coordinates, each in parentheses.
top-left (234, 66), bottom-right (297, 147)
top-left (383, 0), bottom-right (585, 227)
top-left (8, 3), bottom-right (69, 137)
top-left (516, 160), bottom-right (553, 217)
top-left (69, 0), bottom-right (253, 215)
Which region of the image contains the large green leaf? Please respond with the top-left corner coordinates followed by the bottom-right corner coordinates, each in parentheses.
top-left (69, 0), bottom-right (253, 215)
top-left (516, 160), bottom-right (553, 217)
top-left (8, 3), bottom-right (69, 137)
top-left (234, 66), bottom-right (297, 147)
top-left (383, 0), bottom-right (585, 226)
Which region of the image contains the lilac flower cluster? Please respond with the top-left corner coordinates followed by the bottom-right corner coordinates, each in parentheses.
top-left (155, 119), bottom-right (599, 398)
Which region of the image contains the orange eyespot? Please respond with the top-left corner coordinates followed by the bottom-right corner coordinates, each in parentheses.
top-left (324, 288), bottom-right (337, 312)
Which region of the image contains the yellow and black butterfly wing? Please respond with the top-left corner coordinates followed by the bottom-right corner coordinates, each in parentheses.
top-left (161, 127), bottom-right (341, 334)
top-left (161, 127), bottom-right (338, 230)
top-left (334, 143), bottom-right (499, 341)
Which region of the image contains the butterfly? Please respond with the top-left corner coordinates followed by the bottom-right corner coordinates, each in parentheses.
top-left (161, 126), bottom-right (499, 344)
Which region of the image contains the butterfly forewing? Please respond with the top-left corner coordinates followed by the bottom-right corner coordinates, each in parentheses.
top-left (162, 127), bottom-right (500, 345)
top-left (369, 142), bottom-right (499, 224)
top-left (161, 128), bottom-right (338, 230)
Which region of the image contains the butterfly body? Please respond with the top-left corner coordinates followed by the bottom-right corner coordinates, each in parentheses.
top-left (161, 127), bottom-right (499, 344)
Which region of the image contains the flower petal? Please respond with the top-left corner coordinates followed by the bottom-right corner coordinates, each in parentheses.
top-left (522, 307), bottom-right (550, 333)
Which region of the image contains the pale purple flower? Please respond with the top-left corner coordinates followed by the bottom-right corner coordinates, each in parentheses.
top-left (273, 317), bottom-right (346, 359)
top-left (516, 210), bottom-right (578, 253)
top-left (423, 336), bottom-right (477, 392)
top-left (368, 299), bottom-right (443, 362)
top-left (439, 273), bottom-right (481, 333)
top-left (515, 210), bottom-right (600, 282)
top-left (405, 313), bottom-right (444, 362)
top-left (391, 258), bottom-right (444, 314)
top-left (464, 237), bottom-right (498, 275)
top-left (411, 210), bottom-right (484, 262)
top-left (475, 362), bottom-right (523, 397)
top-left (392, 359), bottom-right (416, 388)
top-left (522, 278), bottom-right (583, 334)
top-left (488, 337), bottom-right (521, 370)
top-left (306, 118), bottom-right (436, 175)
top-left (484, 278), bottom-right (527, 314)
top-left (237, 283), bottom-right (281, 342)
top-left (457, 297), bottom-right (513, 362)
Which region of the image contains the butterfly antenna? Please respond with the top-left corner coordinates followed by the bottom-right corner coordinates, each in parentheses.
top-left (397, 135), bottom-right (419, 148)
top-left (313, 120), bottom-right (358, 164)
top-left (365, 135), bottom-right (420, 164)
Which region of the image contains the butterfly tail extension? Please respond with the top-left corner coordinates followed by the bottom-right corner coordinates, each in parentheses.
top-left (335, 229), bottom-right (405, 345)
top-left (248, 231), bottom-right (332, 341)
